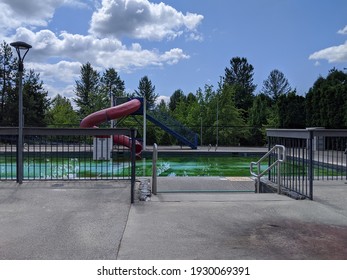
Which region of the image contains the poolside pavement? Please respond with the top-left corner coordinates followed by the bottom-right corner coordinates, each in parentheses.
top-left (118, 178), bottom-right (347, 260)
top-left (0, 177), bottom-right (346, 260)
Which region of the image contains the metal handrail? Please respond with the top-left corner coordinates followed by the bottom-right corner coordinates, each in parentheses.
top-left (250, 145), bottom-right (286, 193)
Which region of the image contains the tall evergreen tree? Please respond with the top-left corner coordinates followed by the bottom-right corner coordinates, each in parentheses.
top-left (0, 41), bottom-right (17, 125)
top-left (169, 89), bottom-right (186, 111)
top-left (22, 70), bottom-right (50, 127)
top-left (224, 57), bottom-right (256, 114)
top-left (74, 62), bottom-right (102, 118)
top-left (100, 68), bottom-right (125, 106)
top-left (134, 76), bottom-right (158, 109)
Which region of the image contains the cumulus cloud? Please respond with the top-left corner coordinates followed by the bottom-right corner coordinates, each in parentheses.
top-left (309, 41), bottom-right (347, 63)
top-left (14, 27), bottom-right (189, 68)
top-left (89, 0), bottom-right (204, 40)
top-left (309, 25), bottom-right (347, 63)
top-left (0, 0), bottom-right (90, 34)
top-left (28, 61), bottom-right (82, 84)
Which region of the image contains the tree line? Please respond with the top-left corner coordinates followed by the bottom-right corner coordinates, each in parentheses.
top-left (1, 40), bottom-right (347, 146)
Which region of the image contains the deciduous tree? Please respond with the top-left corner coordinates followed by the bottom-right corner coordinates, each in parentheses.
top-left (46, 94), bottom-right (79, 127)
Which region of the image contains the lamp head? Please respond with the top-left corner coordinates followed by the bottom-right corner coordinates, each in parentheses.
top-left (10, 41), bottom-right (32, 50)
top-left (10, 41), bottom-right (32, 71)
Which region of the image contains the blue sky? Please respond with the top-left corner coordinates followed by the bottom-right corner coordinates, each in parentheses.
top-left (1, 0), bottom-right (347, 104)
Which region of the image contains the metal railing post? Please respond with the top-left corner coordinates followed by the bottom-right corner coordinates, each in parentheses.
top-left (130, 129), bottom-right (136, 203)
top-left (152, 143), bottom-right (158, 195)
top-left (308, 129), bottom-right (314, 200)
top-left (277, 160), bottom-right (281, 194)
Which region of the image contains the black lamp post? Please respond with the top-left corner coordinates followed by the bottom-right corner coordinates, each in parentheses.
top-left (10, 41), bottom-right (32, 184)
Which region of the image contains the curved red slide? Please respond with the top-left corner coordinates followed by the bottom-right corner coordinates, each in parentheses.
top-left (80, 99), bottom-right (142, 154)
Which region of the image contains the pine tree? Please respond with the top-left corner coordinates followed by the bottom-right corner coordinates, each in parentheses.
top-left (100, 68), bottom-right (125, 106)
top-left (74, 62), bottom-right (103, 118)
top-left (134, 76), bottom-right (158, 109)
top-left (0, 41), bottom-right (17, 125)
top-left (22, 70), bottom-right (50, 127)
top-left (224, 57), bottom-right (256, 114)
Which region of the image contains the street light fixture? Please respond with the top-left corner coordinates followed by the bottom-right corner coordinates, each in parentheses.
top-left (10, 41), bottom-right (32, 184)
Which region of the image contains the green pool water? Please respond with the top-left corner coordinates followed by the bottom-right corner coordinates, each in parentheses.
top-left (0, 155), bottom-right (263, 179)
top-left (137, 156), bottom-right (263, 177)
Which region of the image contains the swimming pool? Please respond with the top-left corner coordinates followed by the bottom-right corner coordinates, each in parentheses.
top-left (137, 155), bottom-right (264, 177)
top-left (0, 155), bottom-right (264, 179)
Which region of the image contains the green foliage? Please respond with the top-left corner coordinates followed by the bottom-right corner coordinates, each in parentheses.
top-left (133, 76), bottom-right (158, 109)
top-left (100, 68), bottom-right (125, 105)
top-left (224, 57), bottom-right (256, 115)
top-left (306, 69), bottom-right (347, 128)
top-left (215, 84), bottom-right (249, 145)
top-left (74, 62), bottom-right (106, 118)
top-left (169, 89), bottom-right (186, 111)
top-left (22, 70), bottom-right (50, 127)
top-left (248, 94), bottom-right (272, 145)
top-left (46, 94), bottom-right (79, 127)
top-left (277, 91), bottom-right (306, 128)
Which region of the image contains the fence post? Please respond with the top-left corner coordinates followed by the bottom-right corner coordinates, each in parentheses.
top-left (130, 129), bottom-right (136, 203)
top-left (308, 129), bottom-right (314, 200)
top-left (152, 143), bottom-right (158, 195)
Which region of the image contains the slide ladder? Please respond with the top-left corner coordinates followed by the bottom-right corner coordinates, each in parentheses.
top-left (146, 110), bottom-right (198, 149)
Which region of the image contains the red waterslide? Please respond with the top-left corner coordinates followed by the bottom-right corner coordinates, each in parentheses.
top-left (80, 99), bottom-right (142, 154)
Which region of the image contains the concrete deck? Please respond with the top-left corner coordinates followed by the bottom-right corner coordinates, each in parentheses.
top-left (0, 178), bottom-right (346, 260)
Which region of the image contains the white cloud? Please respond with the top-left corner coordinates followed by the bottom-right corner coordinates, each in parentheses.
top-left (309, 41), bottom-right (347, 63)
top-left (338, 25), bottom-right (347, 35)
top-left (89, 0), bottom-right (203, 41)
top-left (156, 95), bottom-right (170, 105)
top-left (28, 61), bottom-right (82, 84)
top-left (13, 27), bottom-right (189, 68)
top-left (309, 25), bottom-right (347, 63)
top-left (0, 0), bottom-right (90, 34)
top-left (9, 27), bottom-right (189, 92)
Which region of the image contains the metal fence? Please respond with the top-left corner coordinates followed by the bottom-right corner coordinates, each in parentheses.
top-left (0, 127), bottom-right (136, 183)
top-left (267, 128), bottom-right (347, 200)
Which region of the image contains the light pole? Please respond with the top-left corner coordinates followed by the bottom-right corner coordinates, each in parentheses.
top-left (10, 41), bottom-right (32, 184)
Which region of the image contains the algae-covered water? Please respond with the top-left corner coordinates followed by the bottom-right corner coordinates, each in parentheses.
top-left (137, 156), bottom-right (263, 177)
top-left (0, 155), bottom-right (262, 179)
